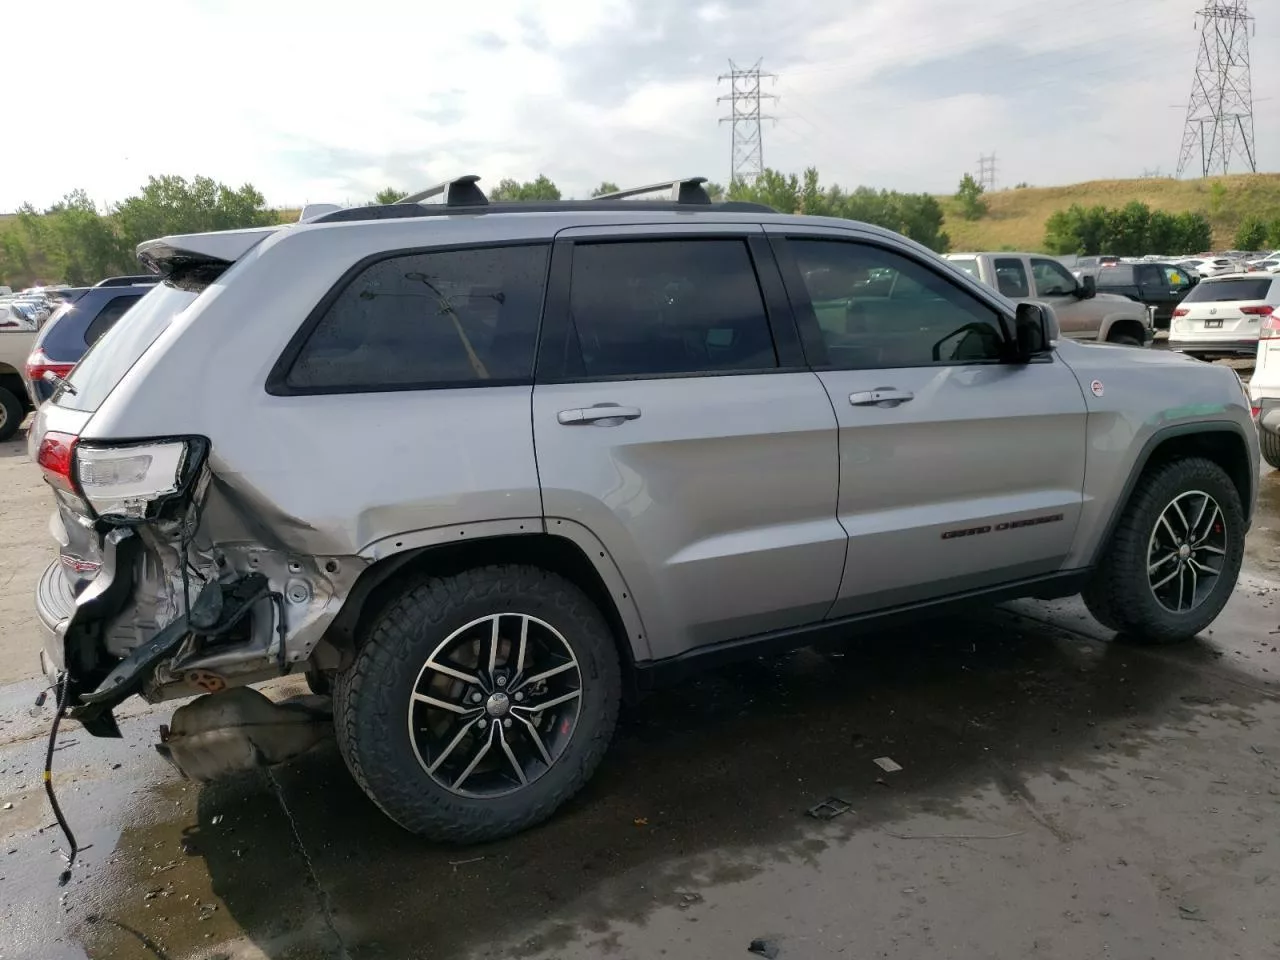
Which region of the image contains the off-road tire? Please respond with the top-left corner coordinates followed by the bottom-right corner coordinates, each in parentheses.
top-left (0, 387), bottom-right (24, 442)
top-left (1082, 456), bottom-right (1244, 644)
top-left (333, 565), bottom-right (621, 842)
top-left (1260, 426), bottom-right (1280, 470)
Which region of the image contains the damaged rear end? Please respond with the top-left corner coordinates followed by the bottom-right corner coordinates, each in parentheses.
top-left (32, 228), bottom-right (337, 776)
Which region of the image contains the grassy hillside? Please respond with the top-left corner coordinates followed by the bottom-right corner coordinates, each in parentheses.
top-left (940, 173), bottom-right (1280, 253)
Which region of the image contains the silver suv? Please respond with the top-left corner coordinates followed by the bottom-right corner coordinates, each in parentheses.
top-left (31, 176), bottom-right (1258, 842)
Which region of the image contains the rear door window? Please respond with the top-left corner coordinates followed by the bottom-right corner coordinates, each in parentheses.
top-left (992, 258), bottom-right (1029, 298)
top-left (1183, 278), bottom-right (1273, 302)
top-left (947, 257), bottom-right (979, 279)
top-left (281, 244), bottom-right (549, 391)
top-left (83, 294), bottom-right (143, 346)
top-left (565, 239), bottom-right (777, 378)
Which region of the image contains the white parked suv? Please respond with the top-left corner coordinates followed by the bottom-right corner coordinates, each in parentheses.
top-left (1168, 273), bottom-right (1280, 360)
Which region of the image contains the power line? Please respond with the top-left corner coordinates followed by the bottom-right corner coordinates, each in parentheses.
top-left (977, 153), bottom-right (998, 192)
top-left (1177, 1), bottom-right (1257, 178)
top-left (717, 59), bottom-right (776, 185)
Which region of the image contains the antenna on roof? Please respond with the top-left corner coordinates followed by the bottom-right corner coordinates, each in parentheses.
top-left (593, 177), bottom-right (713, 205)
top-left (397, 175), bottom-right (488, 207)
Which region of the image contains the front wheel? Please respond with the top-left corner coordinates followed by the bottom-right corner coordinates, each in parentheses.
top-left (1108, 333), bottom-right (1143, 347)
top-left (1083, 457), bottom-right (1244, 644)
top-left (334, 565), bottom-right (621, 842)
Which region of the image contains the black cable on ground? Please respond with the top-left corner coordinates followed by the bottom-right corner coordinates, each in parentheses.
top-left (43, 673), bottom-right (79, 887)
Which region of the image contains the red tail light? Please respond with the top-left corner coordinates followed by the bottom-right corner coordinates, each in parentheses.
top-left (25, 348), bottom-right (75, 385)
top-left (1173, 308), bottom-right (1189, 318)
top-left (1252, 406), bottom-right (1262, 420)
top-left (36, 431), bottom-right (78, 493)
top-left (1240, 304), bottom-right (1274, 316)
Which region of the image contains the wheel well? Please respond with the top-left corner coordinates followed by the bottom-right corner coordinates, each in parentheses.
top-left (1142, 429), bottom-right (1253, 521)
top-left (1106, 319), bottom-right (1146, 343)
top-left (320, 533), bottom-right (638, 686)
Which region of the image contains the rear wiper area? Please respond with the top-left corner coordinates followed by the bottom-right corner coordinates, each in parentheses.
top-left (43, 370), bottom-right (77, 396)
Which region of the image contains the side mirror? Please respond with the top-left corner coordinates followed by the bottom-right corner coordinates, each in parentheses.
top-left (1078, 274), bottom-right (1097, 299)
top-left (1012, 302), bottom-right (1054, 362)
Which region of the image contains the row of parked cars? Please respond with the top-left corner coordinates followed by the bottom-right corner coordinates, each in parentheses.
top-left (0, 275), bottom-right (157, 440)
top-left (19, 176), bottom-right (1263, 843)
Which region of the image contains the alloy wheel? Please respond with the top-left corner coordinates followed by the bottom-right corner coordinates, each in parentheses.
top-left (407, 613), bottom-right (583, 798)
top-left (1146, 490), bottom-right (1227, 614)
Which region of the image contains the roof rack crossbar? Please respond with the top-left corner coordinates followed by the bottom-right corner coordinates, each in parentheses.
top-left (593, 177), bottom-right (713, 205)
top-left (396, 175), bottom-right (488, 207)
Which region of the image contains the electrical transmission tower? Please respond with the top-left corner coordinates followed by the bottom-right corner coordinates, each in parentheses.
top-left (718, 59), bottom-right (776, 184)
top-left (977, 153), bottom-right (998, 191)
top-left (1176, 1), bottom-right (1257, 178)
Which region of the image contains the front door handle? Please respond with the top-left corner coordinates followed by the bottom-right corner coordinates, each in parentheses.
top-left (557, 404), bottom-right (642, 426)
top-left (849, 388), bottom-right (914, 407)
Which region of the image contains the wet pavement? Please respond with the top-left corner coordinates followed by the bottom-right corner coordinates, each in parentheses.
top-left (1, 474), bottom-right (1279, 959)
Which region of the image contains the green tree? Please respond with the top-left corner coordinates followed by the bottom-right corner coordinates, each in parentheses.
top-left (1175, 211), bottom-right (1213, 253)
top-left (1106, 201), bottom-right (1152, 256)
top-left (955, 173), bottom-right (988, 221)
top-left (489, 175), bottom-right (561, 201)
top-left (1235, 217), bottom-right (1269, 250)
top-left (704, 182), bottom-right (726, 202)
top-left (42, 190), bottom-right (129, 284)
top-left (1267, 218), bottom-right (1280, 248)
top-left (373, 187), bottom-right (408, 204)
top-left (728, 169), bottom-right (800, 213)
top-left (589, 181), bottom-right (620, 198)
top-left (114, 175), bottom-right (275, 251)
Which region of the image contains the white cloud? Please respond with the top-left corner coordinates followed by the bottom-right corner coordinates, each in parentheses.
top-left (3, 0), bottom-right (1277, 211)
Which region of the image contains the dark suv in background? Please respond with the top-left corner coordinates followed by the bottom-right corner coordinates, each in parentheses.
top-left (1085, 262), bottom-right (1198, 330)
top-left (23, 281), bottom-right (155, 403)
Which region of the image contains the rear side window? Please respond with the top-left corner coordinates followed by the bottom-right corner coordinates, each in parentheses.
top-left (1096, 265), bottom-right (1135, 286)
top-left (84, 294), bottom-right (143, 346)
top-left (948, 257), bottom-right (978, 279)
top-left (1184, 278), bottom-right (1274, 302)
top-left (284, 244), bottom-right (549, 391)
top-left (567, 239), bottom-right (777, 378)
top-left (992, 258), bottom-right (1029, 298)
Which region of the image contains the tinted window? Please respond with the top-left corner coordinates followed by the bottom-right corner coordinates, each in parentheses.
top-left (287, 244), bottom-right (549, 390)
top-left (1183, 278), bottom-right (1274, 302)
top-left (1096, 265), bottom-right (1135, 286)
top-left (568, 239), bottom-right (776, 378)
top-left (791, 239), bottom-right (1005, 369)
top-left (1030, 258), bottom-right (1078, 296)
top-left (1162, 265), bottom-right (1193, 288)
top-left (993, 258), bottom-right (1029, 298)
top-left (84, 294), bottom-right (143, 346)
top-left (57, 282), bottom-right (200, 412)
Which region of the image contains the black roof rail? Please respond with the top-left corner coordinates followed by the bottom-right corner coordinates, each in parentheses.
top-left (593, 177), bottom-right (713, 204)
top-left (397, 175), bottom-right (488, 207)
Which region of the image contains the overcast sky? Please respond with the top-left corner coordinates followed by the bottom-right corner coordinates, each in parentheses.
top-left (5, 0), bottom-right (1278, 211)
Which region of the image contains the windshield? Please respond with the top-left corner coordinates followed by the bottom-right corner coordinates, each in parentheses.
top-left (1183, 277), bottom-right (1274, 303)
top-left (54, 280), bottom-right (198, 412)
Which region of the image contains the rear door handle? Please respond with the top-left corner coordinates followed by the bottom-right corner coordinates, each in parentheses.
top-left (849, 389), bottom-right (914, 407)
top-left (557, 404), bottom-right (642, 426)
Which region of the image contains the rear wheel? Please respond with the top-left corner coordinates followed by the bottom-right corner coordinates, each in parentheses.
top-left (334, 565), bottom-right (621, 842)
top-left (1261, 427), bottom-right (1280, 470)
top-left (1083, 457), bottom-right (1244, 644)
top-left (0, 387), bottom-right (24, 442)
top-left (1108, 333), bottom-right (1142, 347)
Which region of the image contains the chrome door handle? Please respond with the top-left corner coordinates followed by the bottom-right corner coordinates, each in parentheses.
top-left (557, 404), bottom-right (642, 426)
top-left (849, 389), bottom-right (914, 407)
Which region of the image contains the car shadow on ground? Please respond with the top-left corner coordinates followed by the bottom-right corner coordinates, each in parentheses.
top-left (80, 605), bottom-right (1270, 959)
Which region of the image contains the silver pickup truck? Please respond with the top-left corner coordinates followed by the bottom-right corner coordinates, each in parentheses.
top-left (946, 252), bottom-right (1154, 346)
top-left (0, 328), bottom-right (36, 441)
